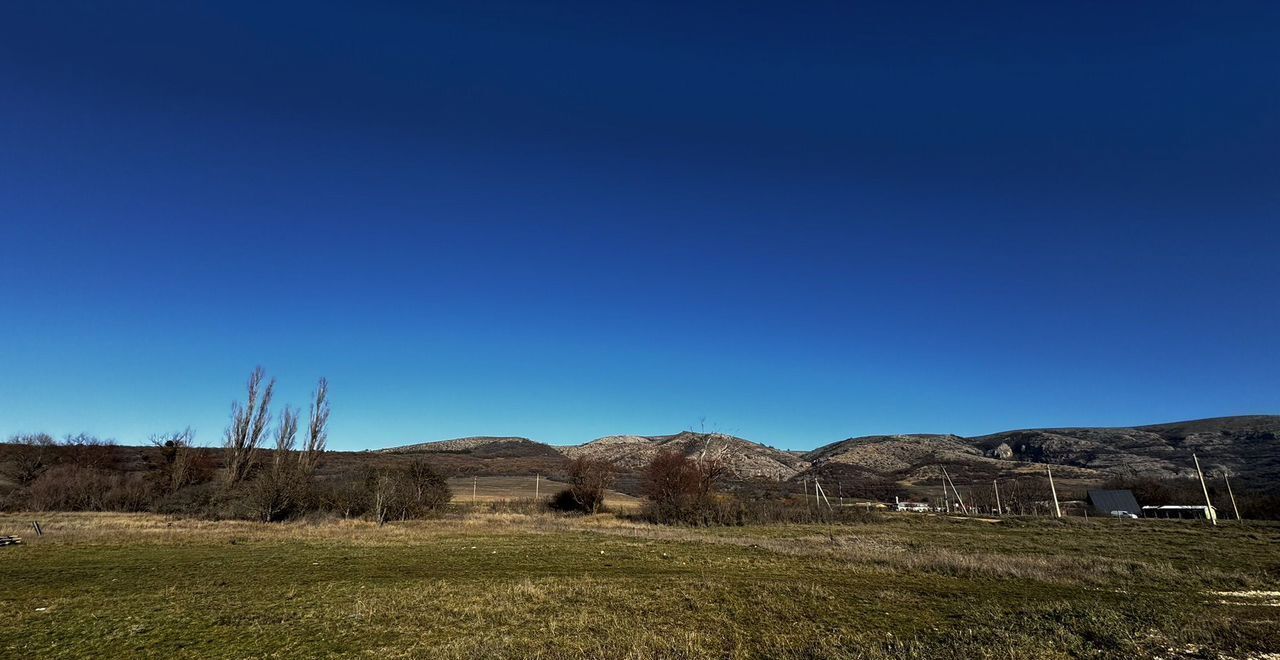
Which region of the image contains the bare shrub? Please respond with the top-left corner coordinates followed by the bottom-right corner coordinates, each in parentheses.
top-left (103, 471), bottom-right (156, 511)
top-left (636, 490), bottom-right (878, 526)
top-left (61, 433), bottom-right (118, 470)
top-left (26, 464), bottom-right (156, 512)
top-left (550, 457), bottom-right (615, 514)
top-left (151, 482), bottom-right (218, 516)
top-left (366, 461), bottom-right (453, 523)
top-left (638, 450), bottom-right (880, 526)
top-left (151, 428), bottom-right (203, 492)
top-left (28, 465), bottom-right (109, 510)
top-left (243, 406), bottom-right (315, 522)
top-left (317, 471), bottom-right (372, 518)
top-left (247, 467), bottom-right (308, 522)
top-left (641, 450), bottom-right (724, 523)
top-left (404, 460), bottom-right (452, 514)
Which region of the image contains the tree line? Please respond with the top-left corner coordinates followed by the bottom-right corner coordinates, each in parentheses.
top-left (1, 368), bottom-right (452, 522)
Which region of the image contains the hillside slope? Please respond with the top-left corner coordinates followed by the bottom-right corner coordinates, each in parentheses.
top-left (801, 433), bottom-right (1100, 485)
top-left (798, 416), bottom-right (1278, 489)
top-left (380, 437), bottom-right (564, 459)
top-left (969, 415), bottom-right (1280, 486)
top-left (563, 432), bottom-right (807, 480)
top-left (372, 416), bottom-right (1279, 490)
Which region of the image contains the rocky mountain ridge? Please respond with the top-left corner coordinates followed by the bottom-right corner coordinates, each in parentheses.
top-left (381, 416), bottom-right (1280, 489)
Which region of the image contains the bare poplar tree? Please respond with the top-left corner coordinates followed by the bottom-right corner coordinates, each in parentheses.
top-left (223, 367), bottom-right (275, 485)
top-left (298, 377), bottom-right (329, 475)
top-left (273, 406), bottom-right (299, 474)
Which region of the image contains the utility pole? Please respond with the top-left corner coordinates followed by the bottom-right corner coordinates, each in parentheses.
top-left (472, 475), bottom-right (478, 503)
top-left (813, 477), bottom-right (832, 510)
top-left (1193, 453), bottom-right (1216, 526)
top-left (1224, 472), bottom-right (1241, 521)
top-left (993, 480), bottom-right (1002, 516)
top-left (941, 466), bottom-right (968, 515)
top-left (1047, 466), bottom-right (1061, 518)
top-left (535, 473), bottom-right (540, 500)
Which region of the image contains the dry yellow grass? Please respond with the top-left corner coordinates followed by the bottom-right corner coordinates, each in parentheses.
top-left (446, 475), bottom-right (643, 508)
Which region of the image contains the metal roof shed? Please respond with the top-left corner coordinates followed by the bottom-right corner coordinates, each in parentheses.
top-left (1086, 489), bottom-right (1141, 516)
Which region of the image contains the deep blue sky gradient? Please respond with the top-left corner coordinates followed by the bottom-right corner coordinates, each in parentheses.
top-left (2, 2), bottom-right (1277, 449)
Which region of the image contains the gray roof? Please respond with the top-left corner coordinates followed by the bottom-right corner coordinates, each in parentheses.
top-left (1087, 489), bottom-right (1140, 514)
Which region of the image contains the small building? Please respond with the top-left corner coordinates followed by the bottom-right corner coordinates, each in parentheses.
top-left (1142, 505), bottom-right (1217, 522)
top-left (893, 496), bottom-right (932, 512)
top-left (1086, 489), bottom-right (1141, 517)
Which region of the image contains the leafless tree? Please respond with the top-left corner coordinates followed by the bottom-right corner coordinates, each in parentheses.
top-left (643, 448), bottom-right (724, 522)
top-left (404, 460), bottom-right (449, 509)
top-left (370, 473), bottom-right (399, 524)
top-left (693, 435), bottom-right (728, 496)
top-left (273, 406), bottom-right (299, 474)
top-left (151, 428), bottom-right (197, 492)
top-left (223, 367), bottom-right (275, 485)
top-left (5, 432), bottom-right (56, 486)
top-left (565, 457), bottom-right (616, 514)
top-left (1002, 475), bottom-right (1053, 515)
top-left (61, 433), bottom-right (117, 470)
top-left (298, 377), bottom-right (329, 476)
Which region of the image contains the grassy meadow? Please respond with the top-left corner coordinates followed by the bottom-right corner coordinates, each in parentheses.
top-left (1, 510), bottom-right (1277, 659)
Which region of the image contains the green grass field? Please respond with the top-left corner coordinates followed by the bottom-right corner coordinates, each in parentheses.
top-left (1, 511), bottom-right (1277, 658)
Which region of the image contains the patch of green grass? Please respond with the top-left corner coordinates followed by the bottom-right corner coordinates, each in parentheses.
top-left (0, 513), bottom-right (1277, 658)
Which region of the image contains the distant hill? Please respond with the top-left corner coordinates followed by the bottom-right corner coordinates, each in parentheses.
top-left (380, 437), bottom-right (564, 460)
top-left (375, 416), bottom-right (1280, 491)
top-left (562, 432), bottom-right (808, 480)
top-left (801, 416), bottom-right (1279, 489)
top-left (801, 433), bottom-right (1100, 485)
top-left (969, 415), bottom-right (1280, 486)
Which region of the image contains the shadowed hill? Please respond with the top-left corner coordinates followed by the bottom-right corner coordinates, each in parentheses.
top-left (379, 437), bottom-right (564, 460)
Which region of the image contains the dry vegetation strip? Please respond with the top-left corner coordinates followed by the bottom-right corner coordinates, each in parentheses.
top-left (1, 512), bottom-right (1277, 659)
top-left (445, 476), bottom-right (642, 508)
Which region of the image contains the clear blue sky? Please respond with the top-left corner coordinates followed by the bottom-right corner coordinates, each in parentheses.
top-left (1, 2), bottom-right (1277, 450)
